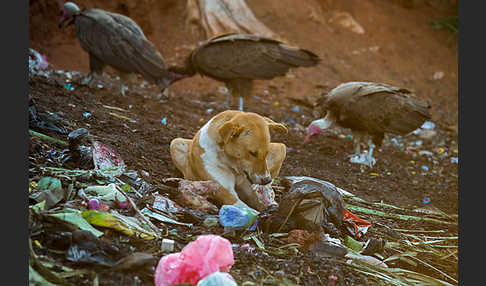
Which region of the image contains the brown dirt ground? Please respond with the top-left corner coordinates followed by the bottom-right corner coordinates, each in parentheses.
top-left (29, 0), bottom-right (458, 285)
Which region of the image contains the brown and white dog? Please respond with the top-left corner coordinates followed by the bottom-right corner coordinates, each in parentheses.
top-left (170, 110), bottom-right (288, 215)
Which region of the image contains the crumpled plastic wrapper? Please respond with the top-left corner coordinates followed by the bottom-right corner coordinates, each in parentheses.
top-left (267, 176), bottom-right (345, 233)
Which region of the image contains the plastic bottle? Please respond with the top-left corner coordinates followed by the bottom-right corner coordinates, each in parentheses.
top-left (219, 205), bottom-right (257, 230)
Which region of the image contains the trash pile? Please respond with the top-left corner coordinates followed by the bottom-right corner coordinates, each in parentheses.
top-left (29, 121), bottom-right (457, 285)
top-left (28, 65), bottom-right (457, 286)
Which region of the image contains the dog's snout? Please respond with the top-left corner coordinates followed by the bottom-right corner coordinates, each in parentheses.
top-left (260, 176), bottom-right (272, 185)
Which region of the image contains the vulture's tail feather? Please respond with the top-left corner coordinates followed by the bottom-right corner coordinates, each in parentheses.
top-left (277, 44), bottom-right (321, 67)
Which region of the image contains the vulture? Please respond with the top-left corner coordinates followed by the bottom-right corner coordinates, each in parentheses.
top-left (305, 81), bottom-right (431, 167)
top-left (58, 2), bottom-right (185, 96)
top-left (168, 33), bottom-right (321, 110)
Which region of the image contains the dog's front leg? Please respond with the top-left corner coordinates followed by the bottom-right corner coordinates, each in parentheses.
top-left (267, 143), bottom-right (287, 178)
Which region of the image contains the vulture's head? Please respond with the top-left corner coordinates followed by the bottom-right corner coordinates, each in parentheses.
top-left (304, 113), bottom-right (335, 142)
top-left (58, 2), bottom-right (80, 28)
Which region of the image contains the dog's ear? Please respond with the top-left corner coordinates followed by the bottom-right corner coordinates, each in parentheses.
top-left (268, 123), bottom-right (288, 134)
top-left (262, 117), bottom-right (288, 134)
top-left (218, 121), bottom-right (245, 143)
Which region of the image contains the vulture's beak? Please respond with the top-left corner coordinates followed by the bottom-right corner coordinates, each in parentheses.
top-left (304, 124), bottom-right (322, 143)
top-left (58, 10), bottom-right (69, 29)
top-left (58, 17), bottom-right (66, 29)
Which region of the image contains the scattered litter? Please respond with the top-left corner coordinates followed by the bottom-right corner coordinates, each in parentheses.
top-left (450, 157), bottom-right (458, 164)
top-left (140, 207), bottom-right (193, 227)
top-left (343, 235), bottom-right (363, 252)
top-left (286, 229), bottom-right (321, 249)
top-left (161, 117), bottom-right (167, 125)
top-left (88, 199), bottom-right (100, 210)
top-left (412, 140), bottom-right (423, 146)
top-left (369, 172), bottom-right (379, 176)
top-left (29, 186), bottom-right (64, 210)
top-left (99, 204), bottom-right (110, 212)
top-left (29, 48), bottom-right (49, 70)
top-left (161, 238), bottom-right (175, 252)
top-left (153, 194), bottom-right (182, 213)
top-left (154, 234), bottom-right (234, 286)
top-left (433, 71), bottom-right (444, 80)
top-left (66, 229), bottom-right (119, 267)
top-left (292, 106), bottom-right (300, 113)
top-left (421, 121), bottom-right (436, 130)
top-left (109, 112), bottom-right (136, 123)
top-left (177, 180), bottom-right (220, 214)
top-left (219, 204), bottom-right (255, 230)
top-left (343, 209), bottom-right (371, 239)
top-left (419, 150), bottom-right (433, 157)
top-left (102, 105), bottom-right (127, 112)
top-left (37, 176), bottom-right (62, 192)
top-left (346, 252), bottom-right (388, 268)
top-left (97, 84), bottom-right (104, 89)
top-left (46, 208), bottom-right (104, 237)
top-left (81, 209), bottom-right (159, 239)
top-left (310, 238), bottom-right (348, 258)
top-left (82, 112), bottom-right (91, 118)
top-left (250, 183), bottom-right (278, 211)
top-left (203, 216), bottom-right (220, 227)
top-left (423, 197), bottom-right (431, 204)
top-left (421, 165), bottom-right (429, 171)
top-left (113, 252), bottom-right (156, 271)
top-left (270, 177), bottom-right (345, 234)
top-left (361, 237), bottom-right (386, 256)
top-left (196, 271), bottom-right (237, 286)
top-left (92, 141), bottom-right (125, 173)
top-left (390, 138), bottom-right (400, 147)
top-left (64, 83), bottom-right (75, 91)
top-left (80, 183), bottom-right (127, 208)
top-left (328, 275), bottom-right (338, 286)
top-left (273, 102), bottom-right (280, 107)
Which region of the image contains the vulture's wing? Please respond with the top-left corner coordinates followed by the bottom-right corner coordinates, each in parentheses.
top-left (191, 33), bottom-right (320, 81)
top-left (75, 9), bottom-right (170, 84)
top-left (329, 82), bottom-right (431, 135)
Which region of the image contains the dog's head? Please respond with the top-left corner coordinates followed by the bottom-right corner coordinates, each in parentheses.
top-left (218, 112), bottom-right (287, 185)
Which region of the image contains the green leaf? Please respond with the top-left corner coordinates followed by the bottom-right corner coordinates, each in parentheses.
top-left (47, 210), bottom-right (104, 237)
top-left (81, 210), bottom-right (158, 239)
top-left (30, 200), bottom-right (46, 213)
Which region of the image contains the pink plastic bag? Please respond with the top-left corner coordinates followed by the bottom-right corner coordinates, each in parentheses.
top-left (154, 234), bottom-right (234, 286)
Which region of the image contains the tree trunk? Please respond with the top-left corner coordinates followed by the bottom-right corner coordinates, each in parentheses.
top-left (185, 0), bottom-right (279, 39)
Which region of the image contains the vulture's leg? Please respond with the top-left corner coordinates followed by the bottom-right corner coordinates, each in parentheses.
top-left (223, 88), bottom-right (232, 109)
top-left (81, 53), bottom-right (105, 86)
top-left (239, 96), bottom-right (244, 111)
top-left (80, 73), bottom-right (94, 85)
top-left (351, 133), bottom-right (362, 156)
top-left (365, 138), bottom-right (377, 167)
top-left (349, 133), bottom-right (375, 167)
top-left (118, 72), bottom-right (132, 97)
top-left (224, 82), bottom-right (237, 110)
top-left (347, 132), bottom-right (362, 160)
top-left (349, 136), bottom-right (376, 167)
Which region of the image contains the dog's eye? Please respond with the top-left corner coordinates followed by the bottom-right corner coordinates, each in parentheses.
top-left (249, 151), bottom-right (257, 157)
